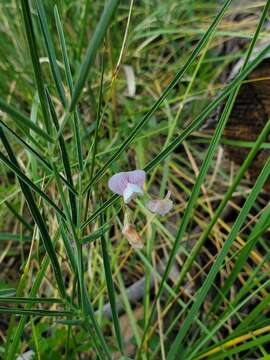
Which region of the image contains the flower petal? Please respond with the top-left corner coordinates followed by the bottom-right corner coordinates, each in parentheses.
top-left (108, 172), bottom-right (129, 195)
top-left (123, 183), bottom-right (143, 203)
top-left (146, 192), bottom-right (173, 215)
top-left (127, 170), bottom-right (146, 187)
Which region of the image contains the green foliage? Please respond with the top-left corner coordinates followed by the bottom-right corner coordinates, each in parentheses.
top-left (0, 0), bottom-right (270, 359)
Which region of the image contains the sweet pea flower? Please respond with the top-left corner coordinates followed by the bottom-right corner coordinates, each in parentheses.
top-left (108, 170), bottom-right (146, 204)
top-left (146, 191), bottom-right (173, 215)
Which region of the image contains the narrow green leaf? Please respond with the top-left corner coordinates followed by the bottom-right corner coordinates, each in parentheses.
top-left (0, 297), bottom-right (63, 305)
top-left (100, 214), bottom-right (124, 354)
top-left (5, 201), bottom-right (33, 231)
top-left (82, 194), bottom-right (119, 229)
top-left (212, 207), bottom-right (270, 312)
top-left (52, 164), bottom-right (111, 359)
top-left (46, 89), bottom-right (77, 225)
top-left (54, 5), bottom-right (83, 171)
top-left (0, 233), bottom-right (31, 242)
top-left (0, 99), bottom-right (52, 142)
top-left (84, 53), bottom-right (105, 219)
top-left (81, 223), bottom-right (110, 244)
top-left (70, 0), bottom-right (120, 111)
top-left (20, 0), bottom-right (52, 134)
top-left (0, 307), bottom-right (73, 317)
top-left (58, 216), bottom-right (77, 272)
top-left (0, 289), bottom-right (16, 297)
top-left (36, 0), bottom-right (67, 107)
top-left (0, 151), bottom-right (66, 219)
top-left (0, 119), bottom-right (77, 195)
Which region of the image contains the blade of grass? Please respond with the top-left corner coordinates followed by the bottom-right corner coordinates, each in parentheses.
top-left (36, 0), bottom-right (67, 107)
top-left (0, 297), bottom-right (63, 305)
top-left (211, 205), bottom-right (270, 313)
top-left (0, 289), bottom-right (16, 297)
top-left (20, 0), bottom-right (52, 134)
top-left (0, 119), bottom-right (77, 195)
top-left (54, 5), bottom-right (83, 172)
top-left (189, 277), bottom-right (270, 359)
top-left (84, 51), bottom-right (105, 220)
top-left (0, 307), bottom-right (73, 317)
top-left (0, 151), bottom-right (66, 219)
top-left (0, 233), bottom-right (31, 242)
top-left (0, 99), bottom-right (52, 142)
top-left (100, 214), bottom-right (124, 355)
top-left (5, 200), bottom-right (33, 231)
top-left (81, 223), bottom-right (110, 244)
top-left (69, 0), bottom-right (120, 111)
top-left (46, 88), bottom-right (77, 225)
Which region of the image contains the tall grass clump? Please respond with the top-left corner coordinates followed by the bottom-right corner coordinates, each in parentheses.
top-left (0, 0), bottom-right (270, 359)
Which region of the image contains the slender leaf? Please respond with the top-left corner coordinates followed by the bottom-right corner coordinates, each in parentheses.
top-left (0, 99), bottom-right (52, 142)
top-left (54, 5), bottom-right (83, 171)
top-left (46, 89), bottom-right (77, 225)
top-left (0, 307), bottom-right (73, 317)
top-left (20, 0), bottom-right (52, 134)
top-left (0, 119), bottom-right (77, 195)
top-left (100, 214), bottom-right (124, 354)
top-left (36, 0), bottom-right (67, 107)
top-left (0, 151), bottom-right (66, 219)
top-left (70, 0), bottom-right (120, 111)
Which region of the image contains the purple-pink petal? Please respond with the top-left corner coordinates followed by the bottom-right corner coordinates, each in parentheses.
top-left (127, 170), bottom-right (146, 187)
top-left (108, 172), bottom-right (129, 195)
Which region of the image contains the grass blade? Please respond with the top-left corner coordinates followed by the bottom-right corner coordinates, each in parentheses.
top-left (0, 307), bottom-right (73, 317)
top-left (0, 289), bottom-right (16, 297)
top-left (20, 0), bottom-right (52, 134)
top-left (0, 99), bottom-right (53, 142)
top-left (0, 233), bottom-right (31, 242)
top-left (46, 89), bottom-right (77, 225)
top-left (100, 214), bottom-right (124, 355)
top-left (0, 151), bottom-right (66, 219)
top-left (0, 119), bottom-right (77, 195)
top-left (5, 200), bottom-right (33, 231)
top-left (81, 223), bottom-right (110, 244)
top-left (36, 0), bottom-right (67, 107)
top-left (0, 297), bottom-right (63, 305)
top-left (70, 0), bottom-right (120, 111)
top-left (54, 5), bottom-right (83, 171)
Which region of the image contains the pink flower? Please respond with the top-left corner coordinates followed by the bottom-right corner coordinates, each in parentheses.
top-left (108, 170), bottom-right (146, 204)
top-left (146, 191), bottom-right (173, 215)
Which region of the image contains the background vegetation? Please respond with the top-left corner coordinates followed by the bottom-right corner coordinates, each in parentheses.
top-left (1, 0), bottom-right (270, 359)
